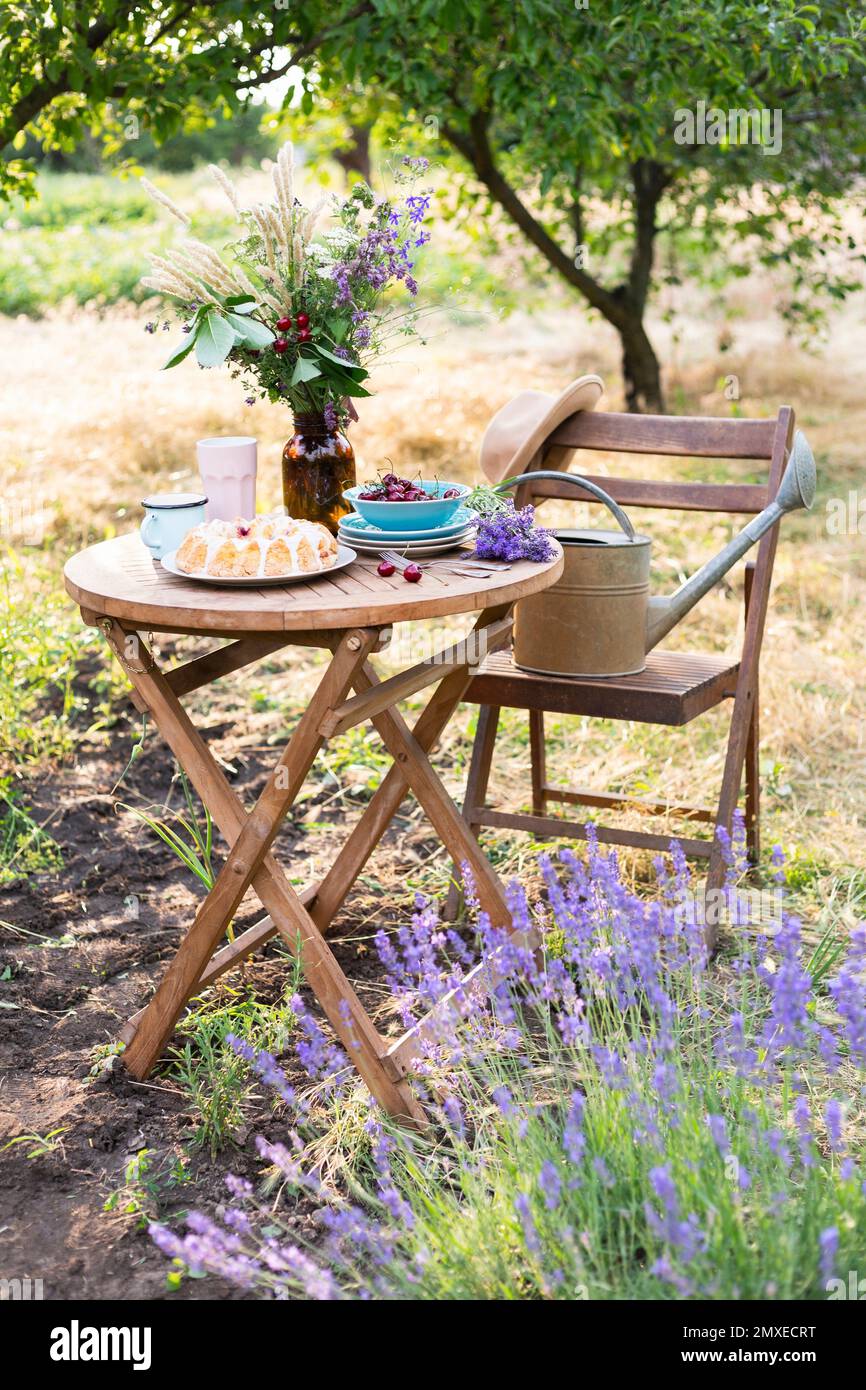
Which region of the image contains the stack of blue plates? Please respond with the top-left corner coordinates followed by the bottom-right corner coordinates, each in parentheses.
top-left (337, 506), bottom-right (478, 558)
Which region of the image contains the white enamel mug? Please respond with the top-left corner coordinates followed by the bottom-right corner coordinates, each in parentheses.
top-left (140, 492), bottom-right (207, 560)
top-left (197, 436), bottom-right (257, 522)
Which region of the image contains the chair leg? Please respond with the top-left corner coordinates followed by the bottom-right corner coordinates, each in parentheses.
top-left (744, 690), bottom-right (760, 867)
top-left (443, 704), bottom-right (500, 921)
top-left (529, 709), bottom-right (547, 816)
top-left (743, 564), bottom-right (761, 869)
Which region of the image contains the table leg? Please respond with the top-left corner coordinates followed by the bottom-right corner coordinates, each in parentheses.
top-left (310, 605), bottom-right (513, 931)
top-left (97, 619), bottom-right (424, 1123)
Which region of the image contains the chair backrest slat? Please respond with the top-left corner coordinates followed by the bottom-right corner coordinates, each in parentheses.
top-left (549, 411), bottom-right (777, 459)
top-left (525, 474), bottom-right (768, 514)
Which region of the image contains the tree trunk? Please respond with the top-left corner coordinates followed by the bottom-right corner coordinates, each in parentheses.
top-left (444, 118), bottom-right (670, 411)
top-left (334, 124), bottom-right (372, 183)
top-left (619, 315), bottom-right (665, 414)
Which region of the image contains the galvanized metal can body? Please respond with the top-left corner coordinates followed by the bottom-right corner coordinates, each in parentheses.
top-left (513, 528), bottom-right (652, 678)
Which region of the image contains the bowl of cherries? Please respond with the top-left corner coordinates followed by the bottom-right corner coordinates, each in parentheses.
top-left (343, 473), bottom-right (471, 531)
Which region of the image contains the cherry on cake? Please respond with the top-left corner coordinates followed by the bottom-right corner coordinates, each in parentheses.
top-left (175, 511), bottom-right (338, 578)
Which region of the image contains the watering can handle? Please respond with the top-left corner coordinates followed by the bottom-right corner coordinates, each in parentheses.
top-left (499, 470), bottom-right (636, 542)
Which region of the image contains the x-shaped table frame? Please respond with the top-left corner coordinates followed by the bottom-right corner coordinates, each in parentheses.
top-left (89, 604), bottom-right (529, 1126)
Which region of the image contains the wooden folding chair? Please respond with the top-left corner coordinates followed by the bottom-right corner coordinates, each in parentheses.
top-left (447, 406), bottom-right (795, 941)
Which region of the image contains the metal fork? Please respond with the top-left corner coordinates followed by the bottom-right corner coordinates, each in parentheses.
top-left (378, 550), bottom-right (495, 578)
top-left (380, 549), bottom-right (511, 576)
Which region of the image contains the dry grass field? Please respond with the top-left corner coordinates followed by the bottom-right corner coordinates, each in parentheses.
top-left (1, 262), bottom-right (865, 1296)
top-left (4, 275), bottom-right (865, 884)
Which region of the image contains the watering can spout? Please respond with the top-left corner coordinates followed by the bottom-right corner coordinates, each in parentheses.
top-left (644, 430), bottom-right (816, 652)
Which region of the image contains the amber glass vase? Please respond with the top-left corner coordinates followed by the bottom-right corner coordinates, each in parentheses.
top-left (281, 411), bottom-right (355, 535)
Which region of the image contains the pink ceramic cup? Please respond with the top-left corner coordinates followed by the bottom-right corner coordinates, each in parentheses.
top-left (197, 436), bottom-right (257, 522)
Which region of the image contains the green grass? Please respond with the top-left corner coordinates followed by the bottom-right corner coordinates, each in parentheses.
top-left (0, 784), bottom-right (62, 886)
top-left (0, 171), bottom-right (236, 315)
top-left (0, 548), bottom-right (110, 769)
top-left (165, 968), bottom-right (302, 1156)
top-left (0, 168), bottom-right (554, 319)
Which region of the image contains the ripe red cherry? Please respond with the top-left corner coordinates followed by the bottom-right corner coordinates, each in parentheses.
top-left (377, 559), bottom-right (396, 577)
top-left (276, 316), bottom-right (292, 331)
top-left (296, 312), bottom-right (310, 328)
top-left (297, 327), bottom-right (312, 342)
top-left (403, 563), bottom-right (422, 583)
top-left (273, 337), bottom-right (289, 354)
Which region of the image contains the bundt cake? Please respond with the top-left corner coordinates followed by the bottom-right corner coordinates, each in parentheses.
top-left (175, 510), bottom-right (338, 579)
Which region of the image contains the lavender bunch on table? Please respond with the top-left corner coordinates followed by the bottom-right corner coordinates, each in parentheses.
top-left (474, 500), bottom-right (556, 563)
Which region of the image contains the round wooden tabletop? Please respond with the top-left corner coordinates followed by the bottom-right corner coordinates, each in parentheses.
top-left (64, 534), bottom-right (564, 636)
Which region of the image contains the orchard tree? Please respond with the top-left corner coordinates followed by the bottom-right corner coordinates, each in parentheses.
top-left (2, 1), bottom-right (864, 410)
top-left (304, 0), bottom-right (866, 410)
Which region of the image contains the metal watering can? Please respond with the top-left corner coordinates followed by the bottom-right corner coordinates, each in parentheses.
top-left (508, 430), bottom-right (816, 678)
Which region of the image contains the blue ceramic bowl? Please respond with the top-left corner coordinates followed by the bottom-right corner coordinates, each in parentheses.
top-left (342, 480), bottom-right (471, 532)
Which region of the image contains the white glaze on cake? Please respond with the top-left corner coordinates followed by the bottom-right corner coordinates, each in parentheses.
top-left (175, 509), bottom-right (338, 578)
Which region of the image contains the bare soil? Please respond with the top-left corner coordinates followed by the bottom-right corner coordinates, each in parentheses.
top-left (0, 648), bottom-right (444, 1301)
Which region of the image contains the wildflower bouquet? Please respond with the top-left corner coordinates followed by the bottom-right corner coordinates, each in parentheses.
top-left (141, 144), bottom-right (432, 426)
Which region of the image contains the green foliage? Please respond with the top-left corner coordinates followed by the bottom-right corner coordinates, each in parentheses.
top-left (120, 772), bottom-right (216, 894)
top-left (0, 784), bottom-right (62, 886)
top-left (0, 548), bottom-right (106, 767)
top-left (4, 2), bottom-right (863, 402)
top-left (104, 1148), bottom-right (191, 1229)
top-left (0, 171), bottom-right (237, 314)
top-left (168, 979), bottom-right (302, 1156)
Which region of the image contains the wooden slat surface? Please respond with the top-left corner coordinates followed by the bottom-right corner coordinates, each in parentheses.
top-left (521, 474), bottom-right (768, 514)
top-left (465, 648), bottom-right (739, 726)
top-left (549, 411), bottom-right (778, 458)
top-left (64, 533), bottom-right (563, 636)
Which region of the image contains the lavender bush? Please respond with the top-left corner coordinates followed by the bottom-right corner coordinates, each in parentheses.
top-left (151, 825), bottom-right (866, 1300)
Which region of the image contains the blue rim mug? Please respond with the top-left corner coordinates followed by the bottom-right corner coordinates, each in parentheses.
top-left (140, 492), bottom-right (207, 560)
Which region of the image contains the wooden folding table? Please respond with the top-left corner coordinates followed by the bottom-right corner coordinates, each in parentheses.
top-left (64, 534), bottom-right (563, 1123)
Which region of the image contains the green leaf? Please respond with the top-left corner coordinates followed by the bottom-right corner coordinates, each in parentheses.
top-left (327, 370), bottom-right (372, 398)
top-left (314, 343), bottom-right (369, 379)
top-left (223, 294), bottom-right (256, 314)
top-left (194, 311), bottom-right (236, 369)
top-left (290, 356), bottom-right (322, 386)
top-left (327, 315), bottom-right (351, 344)
top-left (225, 313), bottom-right (275, 348)
top-left (163, 331), bottom-right (197, 370)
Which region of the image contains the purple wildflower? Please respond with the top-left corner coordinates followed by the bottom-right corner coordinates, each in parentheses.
top-left (819, 1226), bottom-right (839, 1284)
top-left (563, 1091), bottom-right (586, 1166)
top-left (645, 1164), bottom-right (706, 1264)
top-left (706, 1113), bottom-right (730, 1155)
top-left (539, 1160), bottom-right (561, 1211)
top-left (475, 502), bottom-right (556, 564)
top-left (825, 1099), bottom-right (845, 1153)
top-left (514, 1192), bottom-right (541, 1254)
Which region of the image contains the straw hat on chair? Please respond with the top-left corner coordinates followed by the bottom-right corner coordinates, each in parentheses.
top-left (479, 374), bottom-right (604, 484)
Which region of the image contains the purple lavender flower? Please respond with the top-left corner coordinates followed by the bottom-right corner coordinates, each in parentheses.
top-left (492, 1084), bottom-right (516, 1117)
top-left (514, 1192), bottom-right (541, 1254)
top-left (563, 1091), bottom-right (586, 1166)
top-left (706, 1113), bottom-right (730, 1156)
top-left (825, 1098), bottom-right (845, 1153)
top-left (475, 502), bottom-right (556, 563)
top-left (828, 928), bottom-right (866, 1066)
top-left (539, 1160), bottom-right (562, 1211)
top-left (819, 1226), bottom-right (839, 1284)
top-left (645, 1164), bottom-right (706, 1264)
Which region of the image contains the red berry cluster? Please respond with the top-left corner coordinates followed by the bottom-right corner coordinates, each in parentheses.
top-left (273, 311), bottom-right (311, 354)
top-left (359, 472), bottom-right (460, 503)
